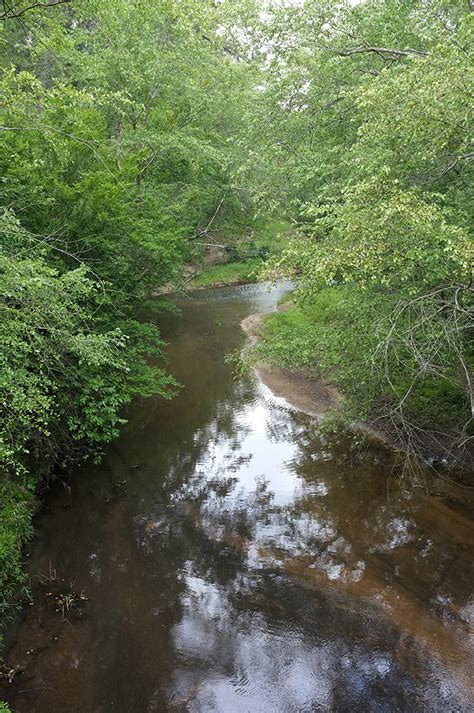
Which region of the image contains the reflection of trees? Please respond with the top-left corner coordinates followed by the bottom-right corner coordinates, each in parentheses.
top-left (286, 419), bottom-right (474, 624)
top-left (115, 290), bottom-right (474, 710)
top-left (14, 287), bottom-right (472, 712)
top-left (153, 479), bottom-right (466, 713)
top-left (126, 358), bottom-right (472, 711)
top-left (130, 400), bottom-right (471, 710)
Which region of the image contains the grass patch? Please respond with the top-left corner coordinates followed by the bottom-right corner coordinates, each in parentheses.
top-left (191, 258), bottom-right (263, 287)
top-left (277, 289), bottom-right (294, 307)
top-left (253, 218), bottom-right (292, 253)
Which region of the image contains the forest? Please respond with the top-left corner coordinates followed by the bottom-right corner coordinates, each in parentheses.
top-left (1, 0), bottom-right (473, 682)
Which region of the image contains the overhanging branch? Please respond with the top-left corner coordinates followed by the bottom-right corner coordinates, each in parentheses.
top-left (338, 45), bottom-right (428, 60)
top-left (1, 0), bottom-right (71, 21)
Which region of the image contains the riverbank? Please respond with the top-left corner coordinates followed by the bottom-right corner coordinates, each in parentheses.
top-left (240, 296), bottom-right (473, 474)
top-left (156, 264), bottom-right (259, 295)
top-left (189, 259), bottom-right (263, 289)
top-left (241, 311), bottom-right (342, 419)
top-left (158, 219), bottom-right (294, 293)
top-left (241, 309), bottom-right (388, 442)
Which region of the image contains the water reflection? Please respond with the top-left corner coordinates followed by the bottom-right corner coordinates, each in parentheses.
top-left (2, 283), bottom-right (473, 713)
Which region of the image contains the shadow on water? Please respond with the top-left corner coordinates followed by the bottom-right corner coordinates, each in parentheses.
top-left (2, 282), bottom-right (474, 712)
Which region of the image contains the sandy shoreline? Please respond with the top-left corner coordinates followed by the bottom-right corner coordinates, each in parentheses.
top-left (240, 312), bottom-right (342, 419)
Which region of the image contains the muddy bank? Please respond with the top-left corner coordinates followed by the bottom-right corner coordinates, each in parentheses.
top-left (241, 311), bottom-right (342, 419)
top-left (241, 312), bottom-right (400, 451)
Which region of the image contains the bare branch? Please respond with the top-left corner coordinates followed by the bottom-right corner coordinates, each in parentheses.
top-left (190, 192), bottom-right (228, 241)
top-left (1, 0), bottom-right (71, 21)
top-left (439, 151), bottom-right (474, 177)
top-left (338, 45), bottom-right (428, 60)
top-left (371, 283), bottom-right (473, 472)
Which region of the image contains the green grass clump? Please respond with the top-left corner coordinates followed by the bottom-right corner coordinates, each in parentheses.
top-left (192, 258), bottom-right (263, 287)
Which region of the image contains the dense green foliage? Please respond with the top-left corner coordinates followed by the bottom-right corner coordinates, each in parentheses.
top-left (250, 0), bottom-right (473, 461)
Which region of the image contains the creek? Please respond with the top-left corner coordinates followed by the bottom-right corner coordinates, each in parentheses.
top-left (3, 283), bottom-right (473, 712)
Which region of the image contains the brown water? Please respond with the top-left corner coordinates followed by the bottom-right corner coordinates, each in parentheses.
top-left (2, 282), bottom-right (474, 713)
